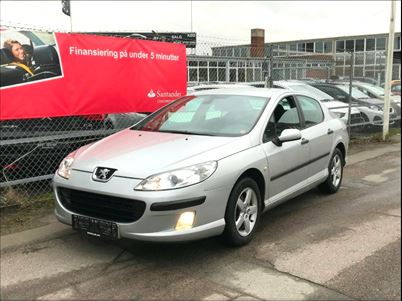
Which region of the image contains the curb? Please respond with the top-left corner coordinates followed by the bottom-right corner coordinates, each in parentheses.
top-left (1, 218), bottom-right (73, 253)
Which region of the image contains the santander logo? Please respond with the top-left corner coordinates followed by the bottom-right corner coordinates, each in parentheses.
top-left (147, 89), bottom-right (156, 98)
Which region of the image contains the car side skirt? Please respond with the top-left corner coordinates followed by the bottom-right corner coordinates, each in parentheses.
top-left (263, 168), bottom-right (328, 213)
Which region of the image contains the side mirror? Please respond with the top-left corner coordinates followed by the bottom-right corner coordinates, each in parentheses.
top-left (272, 129), bottom-right (302, 146)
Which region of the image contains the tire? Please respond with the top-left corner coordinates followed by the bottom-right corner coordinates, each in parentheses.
top-left (223, 177), bottom-right (261, 246)
top-left (319, 148), bottom-right (344, 194)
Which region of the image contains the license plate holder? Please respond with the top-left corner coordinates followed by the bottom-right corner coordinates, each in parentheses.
top-left (72, 215), bottom-right (119, 239)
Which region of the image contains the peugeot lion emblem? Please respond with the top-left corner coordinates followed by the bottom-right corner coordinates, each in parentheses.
top-left (93, 167), bottom-right (117, 182)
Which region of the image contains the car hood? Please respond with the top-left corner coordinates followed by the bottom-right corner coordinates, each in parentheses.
top-left (321, 100), bottom-right (359, 114)
top-left (72, 129), bottom-right (252, 179)
top-left (355, 97), bottom-right (384, 106)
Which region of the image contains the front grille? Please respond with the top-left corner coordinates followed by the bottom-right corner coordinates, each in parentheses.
top-left (350, 113), bottom-right (365, 124)
top-left (58, 187), bottom-right (146, 223)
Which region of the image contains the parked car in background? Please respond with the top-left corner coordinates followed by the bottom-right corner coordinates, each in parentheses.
top-left (53, 88), bottom-right (348, 246)
top-left (0, 115), bottom-right (107, 183)
top-left (391, 80), bottom-right (401, 96)
top-left (346, 81), bottom-right (401, 105)
top-left (271, 81), bottom-right (365, 127)
top-left (187, 83), bottom-right (252, 94)
top-left (310, 82), bottom-right (400, 126)
top-left (105, 112), bottom-right (148, 129)
top-left (336, 76), bottom-right (379, 86)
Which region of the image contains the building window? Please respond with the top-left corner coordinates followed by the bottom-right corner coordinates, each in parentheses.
top-left (355, 53), bottom-right (364, 65)
top-left (315, 42), bottom-right (323, 53)
top-left (335, 66), bottom-right (344, 76)
top-left (234, 48), bottom-right (240, 57)
top-left (247, 68), bottom-right (253, 82)
top-left (365, 53), bottom-right (375, 64)
top-left (209, 68), bottom-right (217, 81)
top-left (366, 38), bottom-right (375, 51)
top-left (345, 40), bottom-right (355, 51)
top-left (218, 68), bottom-right (226, 81)
top-left (255, 69), bottom-right (262, 81)
top-left (376, 53), bottom-right (386, 65)
top-left (229, 69), bottom-right (237, 82)
top-left (290, 43), bottom-right (297, 51)
top-left (336, 40), bottom-right (345, 52)
top-left (354, 66), bottom-right (364, 77)
top-left (335, 55), bottom-right (345, 66)
top-left (241, 47), bottom-right (248, 57)
top-left (324, 41), bottom-right (332, 53)
top-left (189, 68), bottom-right (198, 82)
top-left (355, 39), bottom-right (365, 52)
top-left (297, 43), bottom-right (306, 52)
top-left (238, 68), bottom-right (245, 82)
top-left (376, 37), bottom-right (386, 50)
top-left (306, 42), bottom-right (314, 52)
top-left (395, 36), bottom-right (401, 50)
top-left (392, 64), bottom-right (400, 80)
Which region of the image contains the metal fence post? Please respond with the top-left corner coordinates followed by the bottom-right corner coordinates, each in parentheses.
top-left (347, 50), bottom-right (354, 138)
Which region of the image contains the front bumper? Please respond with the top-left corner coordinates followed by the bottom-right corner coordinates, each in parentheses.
top-left (53, 169), bottom-right (228, 242)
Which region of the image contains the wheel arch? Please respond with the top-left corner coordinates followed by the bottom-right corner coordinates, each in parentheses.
top-left (335, 142), bottom-right (346, 166)
top-left (235, 168), bottom-right (266, 212)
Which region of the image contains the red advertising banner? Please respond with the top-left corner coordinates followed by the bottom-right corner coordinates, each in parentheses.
top-left (0, 31), bottom-right (187, 120)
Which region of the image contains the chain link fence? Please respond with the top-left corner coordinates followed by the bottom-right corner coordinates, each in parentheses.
top-left (1, 26), bottom-right (400, 207)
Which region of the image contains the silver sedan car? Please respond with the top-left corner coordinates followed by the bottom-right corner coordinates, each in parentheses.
top-left (53, 88), bottom-right (348, 246)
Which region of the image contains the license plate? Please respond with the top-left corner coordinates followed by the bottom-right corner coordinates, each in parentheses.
top-left (72, 215), bottom-right (119, 239)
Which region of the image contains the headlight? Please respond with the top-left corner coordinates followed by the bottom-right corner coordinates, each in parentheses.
top-left (135, 161), bottom-right (218, 191)
top-left (369, 105), bottom-right (383, 112)
top-left (335, 112), bottom-right (346, 119)
top-left (57, 153), bottom-right (76, 179)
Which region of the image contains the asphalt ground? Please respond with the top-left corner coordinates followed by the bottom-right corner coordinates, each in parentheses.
top-left (1, 141), bottom-right (400, 300)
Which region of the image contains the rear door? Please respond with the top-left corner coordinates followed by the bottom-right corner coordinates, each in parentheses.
top-left (295, 95), bottom-right (332, 179)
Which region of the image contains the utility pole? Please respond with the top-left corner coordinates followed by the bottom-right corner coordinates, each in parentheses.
top-left (383, 0), bottom-right (396, 140)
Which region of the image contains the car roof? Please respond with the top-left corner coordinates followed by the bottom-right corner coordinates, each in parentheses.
top-left (192, 87), bottom-right (289, 98)
top-left (274, 80), bottom-right (308, 87)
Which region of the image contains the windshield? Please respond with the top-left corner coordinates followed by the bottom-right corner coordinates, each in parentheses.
top-left (288, 84), bottom-right (333, 101)
top-left (358, 83), bottom-right (385, 96)
top-left (132, 94), bottom-right (269, 137)
top-left (336, 85), bottom-right (370, 99)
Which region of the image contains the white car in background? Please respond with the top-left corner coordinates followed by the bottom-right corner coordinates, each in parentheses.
top-left (351, 81), bottom-right (401, 105)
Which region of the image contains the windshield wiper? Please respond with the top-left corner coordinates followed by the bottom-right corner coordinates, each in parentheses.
top-left (158, 130), bottom-right (216, 136)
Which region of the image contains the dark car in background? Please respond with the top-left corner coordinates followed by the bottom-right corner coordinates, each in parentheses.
top-left (310, 82), bottom-right (400, 126)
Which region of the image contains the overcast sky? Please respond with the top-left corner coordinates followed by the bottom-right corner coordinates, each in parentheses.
top-left (1, 1), bottom-right (401, 44)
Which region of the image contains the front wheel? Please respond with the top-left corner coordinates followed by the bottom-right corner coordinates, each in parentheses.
top-left (223, 177), bottom-right (261, 246)
top-left (319, 148), bottom-right (344, 194)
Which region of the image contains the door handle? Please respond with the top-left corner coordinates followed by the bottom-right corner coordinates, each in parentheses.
top-left (301, 138), bottom-right (309, 145)
top-left (327, 129), bottom-right (334, 135)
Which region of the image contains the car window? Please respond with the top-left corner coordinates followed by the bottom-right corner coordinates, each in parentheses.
top-left (134, 94), bottom-right (269, 137)
top-left (297, 95), bottom-right (324, 128)
top-left (391, 84), bottom-right (401, 92)
top-left (314, 85), bottom-right (346, 100)
top-left (263, 96), bottom-right (301, 143)
top-left (336, 85), bottom-right (370, 99)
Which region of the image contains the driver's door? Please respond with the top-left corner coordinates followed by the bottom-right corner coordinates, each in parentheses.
top-left (261, 96), bottom-right (310, 203)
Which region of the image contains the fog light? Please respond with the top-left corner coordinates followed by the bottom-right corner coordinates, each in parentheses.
top-left (175, 211), bottom-right (195, 231)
